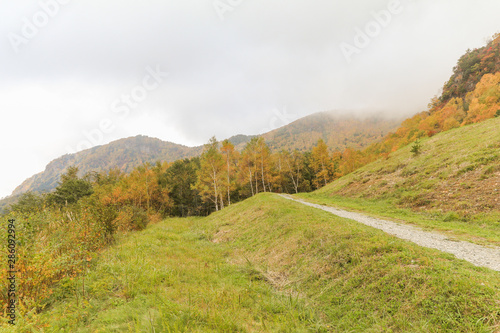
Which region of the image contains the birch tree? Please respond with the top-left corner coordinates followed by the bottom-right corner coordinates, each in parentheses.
top-left (311, 139), bottom-right (334, 188)
top-left (220, 139), bottom-right (238, 206)
top-left (194, 137), bottom-right (226, 211)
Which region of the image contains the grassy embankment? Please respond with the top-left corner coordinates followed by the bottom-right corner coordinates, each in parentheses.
top-left (4, 194), bottom-right (499, 332)
top-left (299, 117), bottom-right (500, 246)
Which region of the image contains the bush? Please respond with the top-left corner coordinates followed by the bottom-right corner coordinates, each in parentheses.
top-left (443, 212), bottom-right (460, 222)
top-left (410, 140), bottom-right (422, 156)
top-left (115, 206), bottom-right (149, 231)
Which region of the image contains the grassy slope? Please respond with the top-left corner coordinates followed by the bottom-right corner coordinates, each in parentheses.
top-left (6, 194), bottom-right (499, 332)
top-left (299, 117), bottom-right (500, 246)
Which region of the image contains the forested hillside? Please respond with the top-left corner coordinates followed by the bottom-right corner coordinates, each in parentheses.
top-left (4, 114), bottom-right (399, 205)
top-left (260, 112), bottom-right (401, 152)
top-left (11, 136), bottom-right (202, 197)
top-left (364, 34), bottom-right (500, 158)
top-left (5, 34), bottom-right (500, 209)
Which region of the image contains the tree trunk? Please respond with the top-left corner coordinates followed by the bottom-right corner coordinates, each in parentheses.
top-left (226, 158), bottom-right (231, 206)
top-left (261, 156), bottom-right (267, 192)
top-left (212, 168), bottom-right (219, 211)
top-left (249, 170), bottom-right (254, 196)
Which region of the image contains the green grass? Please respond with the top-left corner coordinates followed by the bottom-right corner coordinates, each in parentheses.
top-left (296, 193), bottom-right (500, 246)
top-left (6, 194), bottom-right (499, 332)
top-left (303, 117), bottom-right (500, 246)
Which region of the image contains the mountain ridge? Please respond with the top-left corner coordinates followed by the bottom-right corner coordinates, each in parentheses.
top-left (11, 135), bottom-right (203, 197)
top-left (5, 111), bottom-right (401, 202)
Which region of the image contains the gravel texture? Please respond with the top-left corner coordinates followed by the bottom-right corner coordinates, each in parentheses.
top-left (279, 195), bottom-right (500, 272)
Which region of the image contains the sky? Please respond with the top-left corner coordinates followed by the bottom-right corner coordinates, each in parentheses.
top-left (0, 0), bottom-right (499, 198)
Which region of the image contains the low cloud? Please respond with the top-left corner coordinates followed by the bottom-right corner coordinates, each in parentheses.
top-left (0, 0), bottom-right (499, 197)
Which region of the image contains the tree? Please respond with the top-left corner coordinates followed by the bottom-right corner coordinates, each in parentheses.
top-left (280, 150), bottom-right (305, 194)
top-left (47, 166), bottom-right (94, 206)
top-left (8, 192), bottom-right (45, 214)
top-left (239, 138), bottom-right (258, 196)
top-left (410, 140), bottom-right (422, 157)
top-left (340, 147), bottom-right (366, 175)
top-left (194, 137), bottom-right (226, 211)
top-left (220, 139), bottom-right (238, 206)
top-left (310, 139), bottom-right (334, 188)
top-left (255, 137), bottom-right (272, 193)
top-left (161, 158), bottom-right (203, 217)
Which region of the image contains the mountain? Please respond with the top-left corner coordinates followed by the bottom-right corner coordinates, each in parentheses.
top-left (4, 34), bottom-right (500, 209)
top-left (229, 112), bottom-right (402, 153)
top-left (5, 113), bottom-right (400, 202)
top-left (11, 136), bottom-right (203, 197)
top-left (260, 112), bottom-right (401, 152)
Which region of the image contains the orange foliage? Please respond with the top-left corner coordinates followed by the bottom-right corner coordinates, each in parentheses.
top-left (463, 73), bottom-right (500, 124)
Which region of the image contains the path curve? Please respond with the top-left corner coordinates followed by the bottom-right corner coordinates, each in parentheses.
top-left (279, 194), bottom-right (500, 272)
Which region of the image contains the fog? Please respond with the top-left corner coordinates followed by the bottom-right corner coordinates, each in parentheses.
top-left (0, 0), bottom-right (499, 197)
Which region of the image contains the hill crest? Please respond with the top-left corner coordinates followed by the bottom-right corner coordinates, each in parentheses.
top-left (11, 135), bottom-right (203, 196)
top-left (7, 113), bottom-right (400, 199)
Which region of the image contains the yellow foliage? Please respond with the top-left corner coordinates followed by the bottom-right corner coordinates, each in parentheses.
top-left (463, 73), bottom-right (500, 124)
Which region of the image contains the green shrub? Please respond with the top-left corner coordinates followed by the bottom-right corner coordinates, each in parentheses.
top-left (410, 140), bottom-right (422, 156)
top-left (443, 212), bottom-right (460, 222)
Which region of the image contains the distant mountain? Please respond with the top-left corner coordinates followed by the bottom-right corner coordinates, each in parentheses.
top-left (11, 136), bottom-right (203, 197)
top-left (227, 134), bottom-right (256, 146)
top-left (2, 112), bottom-right (400, 212)
top-left (6, 34), bottom-right (499, 213)
top-left (259, 112), bottom-right (401, 152)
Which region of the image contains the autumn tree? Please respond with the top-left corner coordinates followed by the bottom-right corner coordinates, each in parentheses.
top-left (195, 137), bottom-right (226, 211)
top-left (255, 137), bottom-right (272, 192)
top-left (463, 72), bottom-right (500, 124)
top-left (280, 150), bottom-right (305, 194)
top-left (239, 138), bottom-right (258, 196)
top-left (340, 148), bottom-right (369, 175)
top-left (125, 164), bottom-right (155, 211)
top-left (310, 139), bottom-right (335, 188)
top-left (220, 139), bottom-right (238, 206)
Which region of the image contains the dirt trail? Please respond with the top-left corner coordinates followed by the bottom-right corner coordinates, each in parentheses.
top-left (279, 194), bottom-right (500, 272)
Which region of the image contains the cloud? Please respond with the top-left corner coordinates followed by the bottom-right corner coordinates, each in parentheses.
top-left (0, 0), bottom-right (499, 197)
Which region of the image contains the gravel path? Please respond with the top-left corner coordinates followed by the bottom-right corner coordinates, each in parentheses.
top-left (279, 195), bottom-right (500, 272)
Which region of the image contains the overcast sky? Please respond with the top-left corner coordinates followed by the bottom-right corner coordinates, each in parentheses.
top-left (0, 0), bottom-right (499, 198)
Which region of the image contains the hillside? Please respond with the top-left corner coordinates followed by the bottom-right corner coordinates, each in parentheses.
top-left (3, 113), bottom-right (399, 205)
top-left (260, 111), bottom-right (401, 152)
top-left (7, 31), bottom-right (500, 209)
top-left (10, 135), bottom-right (203, 197)
top-left (12, 194), bottom-right (499, 331)
top-left (300, 116), bottom-right (500, 246)
top-left (365, 34), bottom-right (500, 157)
top-left (441, 33), bottom-right (500, 102)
